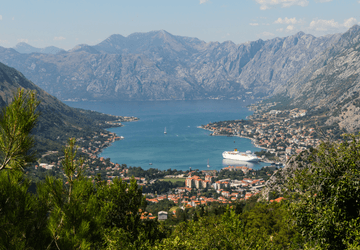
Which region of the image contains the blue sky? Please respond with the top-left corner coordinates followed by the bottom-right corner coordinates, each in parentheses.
top-left (0, 0), bottom-right (359, 50)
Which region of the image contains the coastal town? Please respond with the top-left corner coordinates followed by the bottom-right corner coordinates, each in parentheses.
top-left (200, 101), bottom-right (341, 163)
top-left (144, 164), bottom-right (278, 210)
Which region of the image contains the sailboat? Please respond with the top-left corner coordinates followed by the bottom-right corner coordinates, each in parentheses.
top-left (164, 127), bottom-right (167, 134)
top-left (207, 159), bottom-right (210, 168)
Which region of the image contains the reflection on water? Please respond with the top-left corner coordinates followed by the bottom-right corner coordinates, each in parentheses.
top-left (222, 158), bottom-right (264, 170)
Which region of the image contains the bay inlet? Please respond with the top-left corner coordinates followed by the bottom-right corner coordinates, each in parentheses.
top-left (65, 100), bottom-right (271, 171)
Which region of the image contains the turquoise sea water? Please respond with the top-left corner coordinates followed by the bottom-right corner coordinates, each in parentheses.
top-left (64, 100), bottom-right (271, 171)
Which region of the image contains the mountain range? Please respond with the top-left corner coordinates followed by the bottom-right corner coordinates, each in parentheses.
top-left (3, 26), bottom-right (360, 132)
top-left (0, 29), bottom-right (341, 101)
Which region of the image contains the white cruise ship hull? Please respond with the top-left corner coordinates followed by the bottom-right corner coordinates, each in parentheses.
top-left (222, 151), bottom-right (260, 162)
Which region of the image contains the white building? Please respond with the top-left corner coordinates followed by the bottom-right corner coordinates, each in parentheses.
top-left (158, 211), bottom-right (168, 221)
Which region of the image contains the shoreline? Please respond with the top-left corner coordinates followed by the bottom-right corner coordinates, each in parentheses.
top-left (201, 127), bottom-right (269, 151)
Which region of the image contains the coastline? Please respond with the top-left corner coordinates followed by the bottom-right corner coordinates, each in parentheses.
top-left (235, 134), bottom-right (269, 151)
top-left (201, 127), bottom-right (269, 151)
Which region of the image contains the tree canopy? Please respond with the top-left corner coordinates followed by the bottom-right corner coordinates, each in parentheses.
top-left (288, 134), bottom-right (360, 249)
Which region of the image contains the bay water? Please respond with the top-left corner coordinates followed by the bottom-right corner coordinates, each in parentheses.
top-left (65, 100), bottom-right (270, 171)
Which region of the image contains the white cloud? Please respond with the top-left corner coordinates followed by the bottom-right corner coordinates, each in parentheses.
top-left (12, 17), bottom-right (14, 20)
top-left (286, 25), bottom-right (295, 31)
top-left (54, 36), bottom-right (66, 41)
top-left (274, 17), bottom-right (299, 24)
top-left (315, 0), bottom-right (332, 2)
top-left (250, 23), bottom-right (259, 26)
top-left (17, 38), bottom-right (29, 43)
top-left (199, 0), bottom-right (209, 4)
top-left (0, 39), bottom-right (9, 44)
top-left (309, 19), bottom-right (339, 31)
top-left (0, 15), bottom-right (2, 20)
top-left (277, 28), bottom-right (284, 32)
top-left (308, 17), bottom-right (358, 32)
top-left (258, 31), bottom-right (275, 38)
top-left (343, 17), bottom-right (358, 28)
top-left (254, 0), bottom-right (309, 10)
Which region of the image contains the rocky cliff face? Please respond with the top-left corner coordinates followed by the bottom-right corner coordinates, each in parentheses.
top-left (0, 30), bottom-right (340, 101)
top-left (274, 25), bottom-right (360, 132)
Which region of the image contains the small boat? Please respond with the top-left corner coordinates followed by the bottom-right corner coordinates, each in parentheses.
top-left (164, 127), bottom-right (167, 134)
top-left (149, 163), bottom-right (153, 165)
top-left (207, 159), bottom-right (210, 168)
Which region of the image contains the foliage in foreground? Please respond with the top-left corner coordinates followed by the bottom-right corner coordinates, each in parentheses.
top-left (288, 134), bottom-right (360, 249)
top-left (0, 90), bottom-right (164, 249)
top-left (0, 170), bottom-right (49, 249)
top-left (0, 139), bottom-right (166, 249)
top-left (0, 89), bottom-right (39, 171)
top-left (2, 89), bottom-right (360, 249)
top-left (155, 202), bottom-right (302, 250)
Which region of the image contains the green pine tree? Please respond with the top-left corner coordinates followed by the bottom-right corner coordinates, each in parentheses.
top-left (0, 89), bottom-right (50, 249)
top-left (0, 88), bottom-right (40, 171)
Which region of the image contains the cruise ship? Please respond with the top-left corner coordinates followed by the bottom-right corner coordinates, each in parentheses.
top-left (222, 149), bottom-right (260, 162)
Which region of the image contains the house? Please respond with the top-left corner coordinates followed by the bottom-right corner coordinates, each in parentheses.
top-left (158, 211), bottom-right (168, 221)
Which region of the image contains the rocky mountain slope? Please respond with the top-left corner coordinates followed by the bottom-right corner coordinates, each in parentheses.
top-left (0, 30), bottom-right (340, 101)
top-left (0, 62), bottom-right (122, 153)
top-left (273, 25), bottom-right (360, 132)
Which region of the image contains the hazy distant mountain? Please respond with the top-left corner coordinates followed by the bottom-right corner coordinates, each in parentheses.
top-left (272, 25), bottom-right (360, 132)
top-left (93, 30), bottom-right (206, 55)
top-left (0, 30), bottom-right (340, 101)
top-left (13, 42), bottom-right (64, 54)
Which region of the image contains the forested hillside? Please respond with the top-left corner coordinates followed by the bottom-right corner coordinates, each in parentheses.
top-left (0, 62), bottom-right (127, 154)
